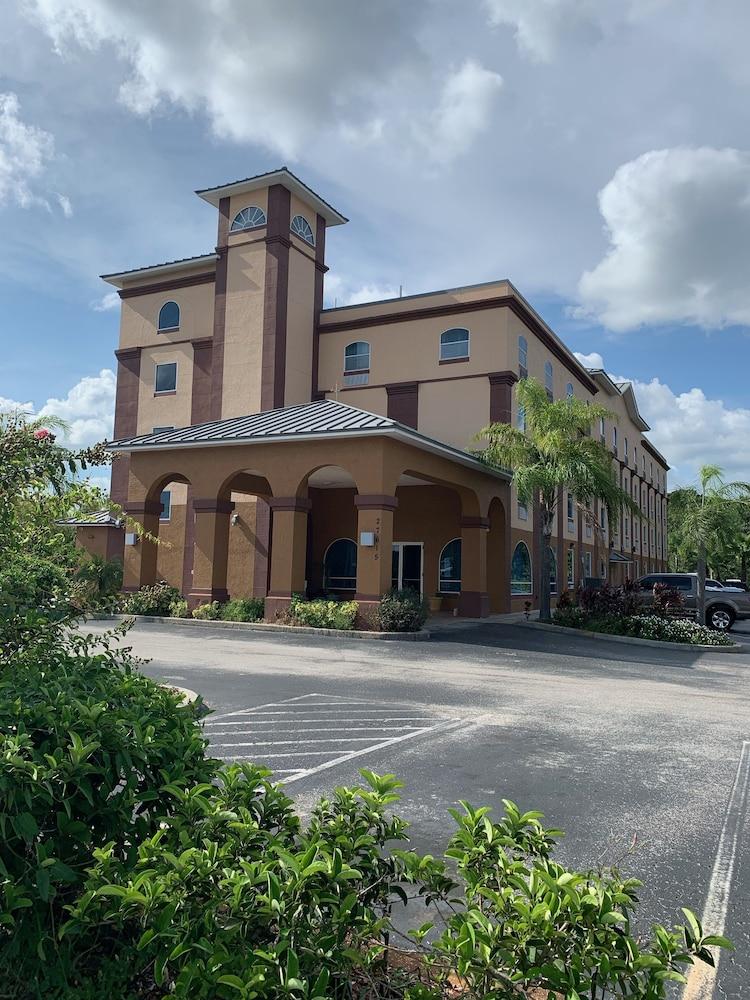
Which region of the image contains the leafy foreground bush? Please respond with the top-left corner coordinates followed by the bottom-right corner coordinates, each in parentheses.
top-left (220, 597), bottom-right (265, 622)
top-left (121, 580), bottom-right (182, 617)
top-left (0, 618), bottom-right (730, 998)
top-left (378, 587), bottom-right (429, 632)
top-left (192, 600), bottom-right (222, 620)
top-left (552, 606), bottom-right (733, 646)
top-left (289, 595), bottom-right (359, 629)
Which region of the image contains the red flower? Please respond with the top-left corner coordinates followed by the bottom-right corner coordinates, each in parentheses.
top-left (34, 428), bottom-right (51, 440)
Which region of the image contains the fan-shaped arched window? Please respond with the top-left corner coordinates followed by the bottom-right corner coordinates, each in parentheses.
top-left (511, 541), bottom-right (532, 595)
top-left (323, 538), bottom-right (357, 591)
top-left (158, 301), bottom-right (180, 332)
top-left (290, 214), bottom-right (315, 246)
top-left (344, 342), bottom-right (370, 372)
top-left (438, 538), bottom-right (461, 593)
top-left (439, 328), bottom-right (469, 361)
top-left (230, 205), bottom-right (266, 231)
top-left (566, 382), bottom-right (574, 399)
top-left (518, 335), bottom-right (528, 377)
top-left (548, 546), bottom-right (557, 594)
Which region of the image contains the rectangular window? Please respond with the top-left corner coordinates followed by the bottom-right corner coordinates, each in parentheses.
top-left (624, 437), bottom-right (628, 460)
top-left (584, 552), bottom-right (592, 578)
top-left (567, 493), bottom-right (575, 531)
top-left (155, 362), bottom-right (177, 393)
top-left (518, 502), bottom-right (528, 520)
top-left (612, 426), bottom-right (617, 455)
top-left (159, 489), bottom-right (171, 522)
top-left (517, 404), bottom-right (526, 431)
top-left (567, 549), bottom-right (574, 589)
top-left (153, 425), bottom-right (175, 434)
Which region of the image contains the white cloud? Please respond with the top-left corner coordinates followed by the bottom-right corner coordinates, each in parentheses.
top-left (425, 60), bottom-right (503, 163)
top-left (24, 0), bottom-right (440, 160)
top-left (0, 91), bottom-right (55, 208)
top-left (577, 147), bottom-right (750, 331)
top-left (324, 274), bottom-right (400, 308)
top-left (56, 192), bottom-right (72, 217)
top-left (484, 0), bottom-right (602, 62)
top-left (573, 350), bottom-right (604, 369)
top-left (1, 370), bottom-right (116, 449)
top-left (91, 291), bottom-right (119, 312)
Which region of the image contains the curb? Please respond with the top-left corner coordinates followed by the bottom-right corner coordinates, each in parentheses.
top-left (89, 614), bottom-right (430, 642)
top-left (517, 619), bottom-right (746, 653)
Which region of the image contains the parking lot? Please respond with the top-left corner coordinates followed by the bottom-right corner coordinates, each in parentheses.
top-left (83, 618), bottom-right (750, 999)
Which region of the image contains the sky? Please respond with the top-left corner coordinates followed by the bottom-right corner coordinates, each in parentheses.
top-left (1, 0), bottom-right (749, 489)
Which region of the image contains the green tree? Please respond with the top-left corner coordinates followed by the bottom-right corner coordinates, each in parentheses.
top-left (672, 465), bottom-right (750, 623)
top-left (478, 378), bottom-right (639, 620)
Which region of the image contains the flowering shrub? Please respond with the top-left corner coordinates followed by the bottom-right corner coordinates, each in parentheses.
top-left (168, 597), bottom-right (190, 618)
top-left (628, 614), bottom-right (733, 646)
top-left (578, 581), bottom-right (641, 618)
top-left (192, 600), bottom-right (222, 620)
top-left (289, 596), bottom-right (359, 629)
top-left (121, 581), bottom-right (181, 617)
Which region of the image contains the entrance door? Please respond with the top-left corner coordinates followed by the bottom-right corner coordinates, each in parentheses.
top-left (391, 543), bottom-right (423, 594)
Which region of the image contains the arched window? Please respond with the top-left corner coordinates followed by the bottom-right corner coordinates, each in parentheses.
top-left (511, 541), bottom-right (532, 595)
top-left (518, 335), bottom-right (528, 376)
top-left (438, 538), bottom-right (461, 593)
top-left (544, 361), bottom-right (553, 400)
top-left (323, 538), bottom-right (357, 591)
top-left (439, 328), bottom-right (469, 361)
top-left (344, 341), bottom-right (370, 372)
top-left (548, 546), bottom-right (557, 594)
top-left (290, 214), bottom-right (315, 245)
top-left (566, 382), bottom-right (574, 399)
top-left (230, 205), bottom-right (266, 231)
top-left (158, 300), bottom-right (180, 331)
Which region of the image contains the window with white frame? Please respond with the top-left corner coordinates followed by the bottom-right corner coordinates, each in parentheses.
top-left (624, 437), bottom-right (628, 460)
top-left (290, 214), bottom-right (315, 245)
top-left (344, 341), bottom-right (370, 372)
top-left (548, 546), bottom-right (557, 594)
top-left (612, 426), bottom-right (618, 453)
top-left (567, 548), bottom-right (574, 589)
top-left (544, 361), bottom-right (553, 400)
top-left (567, 493), bottom-right (575, 530)
top-left (583, 551), bottom-right (592, 578)
top-left (230, 206), bottom-right (266, 231)
top-left (518, 501), bottom-right (528, 520)
top-left (517, 403), bottom-right (526, 431)
top-left (323, 538), bottom-right (357, 590)
top-left (511, 542), bottom-right (532, 595)
top-left (158, 301), bottom-right (180, 332)
top-left (438, 538), bottom-right (462, 593)
top-left (439, 327), bottom-right (469, 361)
top-left (155, 362), bottom-right (177, 393)
top-left (518, 335), bottom-right (528, 377)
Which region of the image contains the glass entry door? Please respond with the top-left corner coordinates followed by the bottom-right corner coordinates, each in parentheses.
top-left (391, 543), bottom-right (423, 594)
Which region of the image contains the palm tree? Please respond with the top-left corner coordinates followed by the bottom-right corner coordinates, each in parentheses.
top-left (477, 378), bottom-right (639, 620)
top-left (677, 465), bottom-right (750, 624)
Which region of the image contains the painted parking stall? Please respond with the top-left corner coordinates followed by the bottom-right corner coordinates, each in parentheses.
top-left (203, 692), bottom-right (462, 784)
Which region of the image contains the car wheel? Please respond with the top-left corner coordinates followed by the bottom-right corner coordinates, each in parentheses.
top-left (706, 605), bottom-right (735, 631)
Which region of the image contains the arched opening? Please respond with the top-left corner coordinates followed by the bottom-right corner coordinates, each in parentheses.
top-left (511, 541), bottom-right (532, 596)
top-left (323, 538), bottom-right (357, 593)
top-left (217, 469), bottom-right (274, 599)
top-left (299, 465), bottom-right (359, 598)
top-left (143, 472), bottom-right (192, 592)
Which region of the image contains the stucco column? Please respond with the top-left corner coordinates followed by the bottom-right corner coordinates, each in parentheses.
top-left (122, 500), bottom-right (161, 593)
top-left (265, 497), bottom-right (312, 619)
top-left (354, 495), bottom-right (397, 608)
top-left (187, 498), bottom-right (233, 608)
top-left (458, 515), bottom-right (490, 618)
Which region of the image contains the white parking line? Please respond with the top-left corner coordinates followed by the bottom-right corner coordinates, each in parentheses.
top-left (204, 692), bottom-right (463, 785)
top-left (683, 740), bottom-right (750, 1000)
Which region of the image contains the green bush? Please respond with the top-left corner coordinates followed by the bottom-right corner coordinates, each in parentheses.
top-left (168, 597), bottom-right (190, 618)
top-left (121, 581), bottom-right (181, 617)
top-left (0, 550), bottom-right (69, 616)
top-left (377, 588), bottom-right (428, 632)
top-left (551, 604), bottom-right (588, 629)
top-left (192, 600), bottom-right (222, 620)
top-left (0, 618), bottom-right (215, 994)
top-left (289, 596), bottom-right (358, 629)
top-left (552, 607), bottom-right (733, 646)
top-left (220, 597), bottom-right (265, 622)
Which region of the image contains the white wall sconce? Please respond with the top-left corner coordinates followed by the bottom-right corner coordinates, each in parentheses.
top-left (231, 512), bottom-right (240, 526)
top-left (359, 531), bottom-right (376, 547)
top-left (125, 532), bottom-right (138, 546)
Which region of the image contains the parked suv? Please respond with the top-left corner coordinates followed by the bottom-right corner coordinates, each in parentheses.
top-left (636, 573), bottom-right (750, 631)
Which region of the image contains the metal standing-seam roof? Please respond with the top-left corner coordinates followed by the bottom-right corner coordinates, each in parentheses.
top-left (105, 399), bottom-right (510, 480)
top-left (56, 510), bottom-right (122, 528)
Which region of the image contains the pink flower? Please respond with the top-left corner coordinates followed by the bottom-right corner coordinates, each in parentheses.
top-left (34, 428), bottom-right (51, 440)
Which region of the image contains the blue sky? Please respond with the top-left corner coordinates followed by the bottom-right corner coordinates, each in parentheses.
top-left (1, 0), bottom-right (749, 487)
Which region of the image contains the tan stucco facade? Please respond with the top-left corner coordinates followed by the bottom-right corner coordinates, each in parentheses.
top-left (87, 167), bottom-right (669, 618)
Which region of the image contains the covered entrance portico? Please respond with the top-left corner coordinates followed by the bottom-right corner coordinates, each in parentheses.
top-left (109, 400), bottom-right (511, 619)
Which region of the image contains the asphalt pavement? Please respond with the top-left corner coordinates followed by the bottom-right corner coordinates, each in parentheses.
top-left (80, 617), bottom-right (750, 999)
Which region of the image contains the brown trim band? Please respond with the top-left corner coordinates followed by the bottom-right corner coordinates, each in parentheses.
top-left (438, 356), bottom-right (469, 365)
top-left (320, 295), bottom-right (599, 395)
top-left (193, 498), bottom-right (235, 514)
top-left (269, 496), bottom-right (312, 513)
top-left (354, 494), bottom-right (399, 511)
top-left (461, 516), bottom-right (490, 530)
top-left (488, 370), bottom-right (518, 386)
top-left (118, 271), bottom-right (215, 299)
top-left (114, 346), bottom-right (141, 362)
top-left (124, 500), bottom-right (161, 516)
top-left (325, 368), bottom-right (525, 394)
